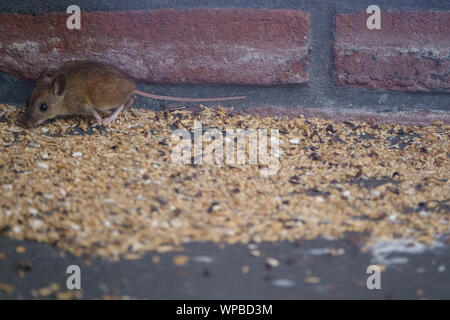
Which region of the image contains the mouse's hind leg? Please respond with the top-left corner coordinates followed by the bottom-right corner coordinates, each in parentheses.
top-left (123, 95), bottom-right (136, 111)
top-left (85, 104), bottom-right (123, 127)
top-left (99, 95), bottom-right (135, 126)
top-left (101, 104), bottom-right (126, 125)
top-left (87, 99), bottom-right (129, 127)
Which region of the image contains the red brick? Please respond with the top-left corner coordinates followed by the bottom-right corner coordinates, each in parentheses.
top-left (334, 11), bottom-right (450, 92)
top-left (0, 9), bottom-right (310, 85)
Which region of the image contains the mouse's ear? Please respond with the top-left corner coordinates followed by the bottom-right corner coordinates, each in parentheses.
top-left (38, 68), bottom-right (55, 83)
top-left (52, 75), bottom-right (66, 96)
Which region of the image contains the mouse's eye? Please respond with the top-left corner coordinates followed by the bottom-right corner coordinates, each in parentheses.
top-left (40, 103), bottom-right (48, 112)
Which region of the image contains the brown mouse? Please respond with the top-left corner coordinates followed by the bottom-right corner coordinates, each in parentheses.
top-left (23, 60), bottom-right (246, 127)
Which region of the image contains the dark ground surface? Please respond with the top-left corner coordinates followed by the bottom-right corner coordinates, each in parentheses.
top-left (1, 235), bottom-right (449, 300)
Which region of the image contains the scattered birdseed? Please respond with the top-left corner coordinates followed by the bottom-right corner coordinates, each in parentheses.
top-left (304, 276), bottom-right (321, 284)
top-left (241, 265), bottom-right (250, 274)
top-left (388, 214), bottom-right (397, 222)
top-left (152, 255), bottom-right (160, 264)
top-left (193, 256), bottom-right (214, 264)
top-left (378, 265), bottom-right (387, 272)
top-left (15, 246), bottom-right (26, 254)
top-left (309, 247), bottom-right (345, 257)
top-left (341, 190), bottom-right (351, 200)
top-left (173, 255), bottom-right (189, 266)
top-left (250, 250), bottom-right (261, 257)
top-left (29, 219), bottom-right (44, 230)
top-left (56, 290), bottom-right (83, 300)
top-left (272, 279), bottom-right (295, 288)
top-left (0, 104), bottom-right (448, 260)
top-left (266, 257), bottom-right (280, 268)
top-left (1, 184), bottom-right (12, 190)
top-left (329, 248), bottom-right (345, 256)
top-left (432, 121), bottom-right (444, 127)
top-left (15, 260), bottom-right (31, 279)
top-left (36, 162), bottom-right (48, 169)
top-left (0, 283), bottom-right (15, 294)
top-left (31, 283), bottom-right (60, 297)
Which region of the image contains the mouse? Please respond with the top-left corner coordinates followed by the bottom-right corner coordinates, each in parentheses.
top-left (23, 60), bottom-right (246, 128)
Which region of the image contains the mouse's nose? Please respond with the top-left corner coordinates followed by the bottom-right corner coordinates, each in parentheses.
top-left (23, 114), bottom-right (36, 128)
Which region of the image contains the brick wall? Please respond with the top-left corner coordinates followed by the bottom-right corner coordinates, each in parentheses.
top-left (334, 11), bottom-right (450, 92)
top-left (0, 9), bottom-right (310, 85)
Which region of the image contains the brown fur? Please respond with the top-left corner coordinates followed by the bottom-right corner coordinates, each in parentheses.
top-left (59, 61), bottom-right (136, 111)
top-left (24, 61), bottom-right (135, 127)
top-left (23, 60), bottom-right (245, 127)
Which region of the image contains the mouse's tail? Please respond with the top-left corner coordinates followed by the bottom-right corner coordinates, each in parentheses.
top-left (134, 90), bottom-right (245, 102)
